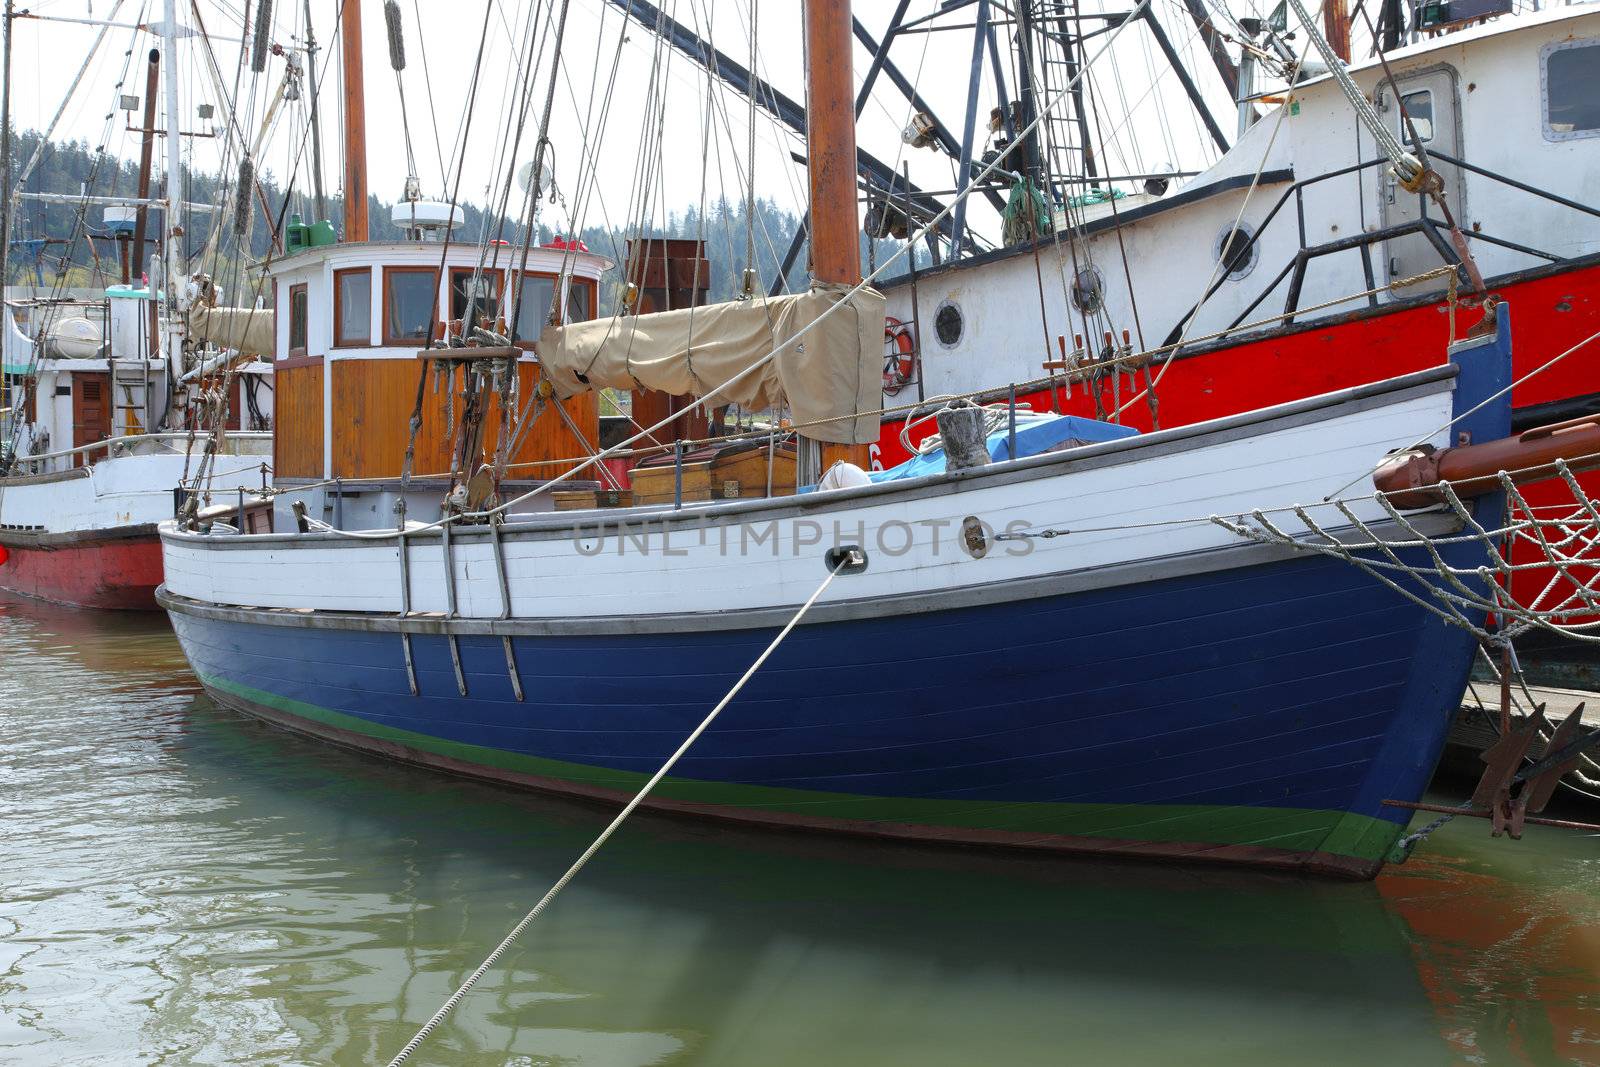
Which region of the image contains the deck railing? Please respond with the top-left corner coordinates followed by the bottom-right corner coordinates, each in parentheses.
top-left (1161, 152), bottom-right (1600, 347)
top-left (2, 430), bottom-right (272, 477)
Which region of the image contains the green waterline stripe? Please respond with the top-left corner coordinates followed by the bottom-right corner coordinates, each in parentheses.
top-left (200, 672), bottom-right (1404, 862)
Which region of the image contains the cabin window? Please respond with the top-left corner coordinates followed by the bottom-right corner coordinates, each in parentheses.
top-left (510, 275), bottom-right (556, 343)
top-left (1398, 90), bottom-right (1433, 145)
top-left (334, 268), bottom-right (371, 346)
top-left (1543, 40), bottom-right (1600, 141)
top-left (450, 268), bottom-right (503, 325)
top-left (567, 280), bottom-right (595, 323)
top-left (383, 267), bottom-right (436, 346)
top-left (509, 275), bottom-right (597, 343)
top-left (287, 283), bottom-right (308, 355)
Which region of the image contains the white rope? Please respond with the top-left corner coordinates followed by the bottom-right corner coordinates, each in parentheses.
top-left (383, 552), bottom-right (856, 1067)
top-left (1212, 458), bottom-right (1600, 643)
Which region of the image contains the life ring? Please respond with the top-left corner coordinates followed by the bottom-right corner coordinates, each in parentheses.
top-left (883, 316), bottom-right (916, 395)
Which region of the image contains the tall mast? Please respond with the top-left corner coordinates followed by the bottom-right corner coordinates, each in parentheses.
top-left (1, 1), bottom-right (13, 292)
top-left (1323, 0), bottom-right (1352, 61)
top-left (131, 48), bottom-right (160, 282)
top-left (802, 0), bottom-right (859, 288)
top-left (341, 0), bottom-right (368, 242)
top-left (802, 0), bottom-right (868, 472)
top-left (304, 0), bottom-right (328, 221)
top-left (161, 0), bottom-right (185, 308)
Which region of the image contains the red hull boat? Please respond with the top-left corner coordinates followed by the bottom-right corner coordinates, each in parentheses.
top-left (0, 529), bottom-right (164, 611)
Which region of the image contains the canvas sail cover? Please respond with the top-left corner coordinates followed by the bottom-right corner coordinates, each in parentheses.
top-left (538, 283), bottom-right (886, 445)
top-left (188, 305), bottom-right (274, 358)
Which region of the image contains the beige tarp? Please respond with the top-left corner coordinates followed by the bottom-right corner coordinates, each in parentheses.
top-left (538, 283), bottom-right (885, 445)
top-left (188, 305), bottom-right (275, 358)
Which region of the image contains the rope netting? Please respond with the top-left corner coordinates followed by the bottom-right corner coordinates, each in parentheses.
top-left (1212, 459), bottom-right (1600, 644)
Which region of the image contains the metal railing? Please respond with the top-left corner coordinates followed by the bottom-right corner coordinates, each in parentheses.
top-left (2, 430), bottom-right (272, 477)
top-left (1162, 151), bottom-right (1600, 347)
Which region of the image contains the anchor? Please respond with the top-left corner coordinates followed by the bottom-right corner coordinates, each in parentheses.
top-left (1384, 699), bottom-right (1600, 839)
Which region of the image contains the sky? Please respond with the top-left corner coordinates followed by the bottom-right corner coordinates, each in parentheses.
top-left (6, 0), bottom-right (1245, 254)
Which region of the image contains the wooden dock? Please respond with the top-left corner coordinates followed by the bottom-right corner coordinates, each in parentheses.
top-left (1443, 681), bottom-right (1599, 801)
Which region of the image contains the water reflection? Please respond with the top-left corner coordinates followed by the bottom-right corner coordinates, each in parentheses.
top-left (0, 598), bottom-right (1595, 1066)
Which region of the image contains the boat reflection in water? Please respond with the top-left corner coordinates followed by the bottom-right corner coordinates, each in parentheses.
top-left (2, 596), bottom-right (1595, 1065)
top-left (1379, 840), bottom-right (1600, 1067)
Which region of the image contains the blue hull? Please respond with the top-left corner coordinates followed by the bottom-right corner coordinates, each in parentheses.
top-left (163, 537), bottom-right (1488, 878)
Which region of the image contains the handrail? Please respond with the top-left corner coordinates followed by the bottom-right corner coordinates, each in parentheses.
top-left (1162, 151), bottom-right (1590, 346)
top-left (8, 430), bottom-right (271, 467)
top-left (1427, 149), bottom-right (1600, 222)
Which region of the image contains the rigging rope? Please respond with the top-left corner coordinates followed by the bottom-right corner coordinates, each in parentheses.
top-left (1212, 459), bottom-right (1600, 645)
top-left (383, 550), bottom-right (858, 1067)
top-left (383, 0), bottom-right (420, 193)
top-left (1283, 0), bottom-right (1420, 185)
top-left (743, 0), bottom-right (757, 287)
top-left (256, 0), bottom-right (1159, 543)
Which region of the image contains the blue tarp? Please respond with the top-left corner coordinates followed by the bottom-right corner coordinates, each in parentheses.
top-left (871, 412), bottom-right (1139, 483)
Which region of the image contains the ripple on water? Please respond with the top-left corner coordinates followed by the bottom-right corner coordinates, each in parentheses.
top-left (1, 597), bottom-right (1597, 1066)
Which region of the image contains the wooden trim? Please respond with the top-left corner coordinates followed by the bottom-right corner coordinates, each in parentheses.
top-left (382, 265), bottom-right (439, 347)
top-left (333, 267), bottom-right (372, 348)
top-left (288, 282), bottom-right (309, 358)
top-left (276, 353), bottom-right (325, 370)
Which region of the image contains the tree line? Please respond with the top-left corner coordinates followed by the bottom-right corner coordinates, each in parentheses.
top-left (4, 128), bottom-right (906, 307)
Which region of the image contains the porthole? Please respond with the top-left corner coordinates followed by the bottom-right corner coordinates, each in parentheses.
top-left (934, 301), bottom-right (964, 348)
top-left (1214, 223), bottom-right (1258, 280)
top-left (1070, 265), bottom-right (1104, 313)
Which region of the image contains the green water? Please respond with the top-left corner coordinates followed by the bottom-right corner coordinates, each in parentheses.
top-left (1, 599), bottom-right (1596, 1066)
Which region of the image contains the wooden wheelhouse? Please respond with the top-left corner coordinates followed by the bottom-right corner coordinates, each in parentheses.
top-left (268, 240), bottom-right (609, 492)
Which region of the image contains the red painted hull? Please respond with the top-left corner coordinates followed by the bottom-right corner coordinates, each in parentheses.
top-left (881, 260), bottom-right (1600, 463)
top-left (880, 258), bottom-right (1600, 622)
top-left (0, 529), bottom-right (164, 610)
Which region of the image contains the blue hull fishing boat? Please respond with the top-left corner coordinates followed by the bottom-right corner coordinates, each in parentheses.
top-left (153, 0), bottom-right (1600, 883)
top-left (159, 312), bottom-right (1513, 879)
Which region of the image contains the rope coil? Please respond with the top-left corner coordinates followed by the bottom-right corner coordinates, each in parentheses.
top-left (384, 0), bottom-right (406, 71)
top-left (249, 0), bottom-right (273, 73)
top-left (233, 156), bottom-right (253, 237)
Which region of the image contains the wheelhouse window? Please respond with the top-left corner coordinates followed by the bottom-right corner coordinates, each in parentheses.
top-left (511, 275), bottom-right (556, 344)
top-left (1398, 90), bottom-right (1433, 145)
top-left (566, 280), bottom-right (595, 324)
top-left (1543, 40), bottom-right (1600, 140)
top-left (510, 275), bottom-right (597, 345)
top-left (450, 268), bottom-right (503, 324)
top-left (287, 283), bottom-right (308, 356)
top-left (334, 268), bottom-right (371, 347)
top-left (383, 267), bottom-right (437, 346)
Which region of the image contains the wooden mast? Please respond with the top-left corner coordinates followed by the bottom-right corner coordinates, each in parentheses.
top-left (130, 49), bottom-right (160, 282)
top-left (803, 0), bottom-right (859, 289)
top-left (1322, 0), bottom-right (1352, 62)
top-left (341, 0), bottom-right (368, 242)
top-left (802, 0), bottom-right (870, 471)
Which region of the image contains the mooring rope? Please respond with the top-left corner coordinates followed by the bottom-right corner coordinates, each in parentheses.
top-left (383, 550), bottom-right (859, 1066)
